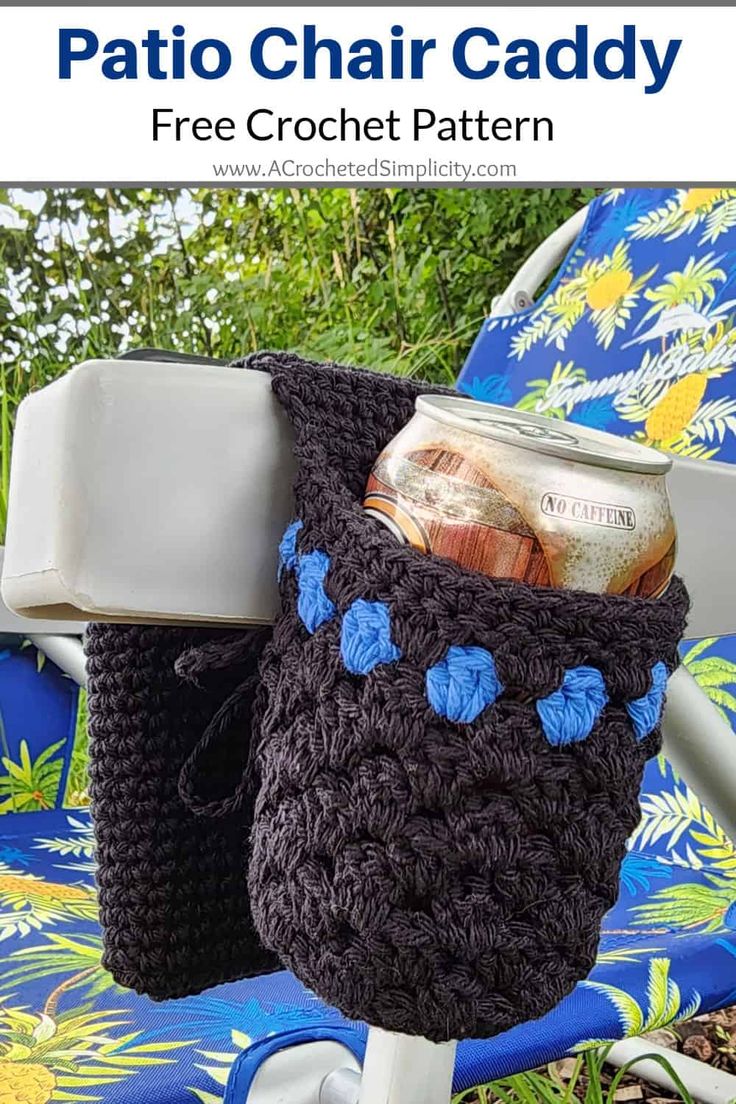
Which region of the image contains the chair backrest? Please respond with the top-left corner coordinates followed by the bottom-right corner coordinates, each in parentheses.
top-left (459, 187), bottom-right (736, 466)
top-left (0, 637), bottom-right (82, 814)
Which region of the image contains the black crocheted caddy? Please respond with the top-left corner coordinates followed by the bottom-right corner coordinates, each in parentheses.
top-left (86, 352), bottom-right (689, 1044)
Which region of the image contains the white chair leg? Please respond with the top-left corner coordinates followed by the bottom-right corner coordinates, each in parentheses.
top-left (357, 1028), bottom-right (456, 1104)
top-left (606, 1036), bottom-right (736, 1104)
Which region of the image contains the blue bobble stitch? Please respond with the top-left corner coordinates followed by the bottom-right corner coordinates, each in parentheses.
top-left (426, 645), bottom-right (503, 725)
top-left (626, 661), bottom-right (668, 741)
top-left (278, 519), bottom-right (303, 576)
top-left (537, 666), bottom-right (608, 747)
top-left (341, 599), bottom-right (401, 675)
top-left (297, 550), bottom-right (336, 633)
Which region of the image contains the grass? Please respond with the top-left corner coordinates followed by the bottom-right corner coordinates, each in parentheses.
top-left (453, 1046), bottom-right (696, 1104)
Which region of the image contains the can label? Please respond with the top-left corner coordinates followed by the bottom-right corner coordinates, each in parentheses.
top-left (540, 493), bottom-right (636, 531)
top-left (365, 450), bottom-right (552, 586)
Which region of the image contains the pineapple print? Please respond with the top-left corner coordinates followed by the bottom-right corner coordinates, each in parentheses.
top-left (510, 238), bottom-right (656, 357)
top-left (628, 188), bottom-right (736, 241)
top-left (586, 268), bottom-right (633, 310)
top-left (645, 374), bottom-right (708, 443)
top-left (0, 1060), bottom-right (55, 1104)
top-left (0, 1003), bottom-right (189, 1103)
top-left (681, 188), bottom-right (724, 213)
top-left (580, 245), bottom-right (656, 348)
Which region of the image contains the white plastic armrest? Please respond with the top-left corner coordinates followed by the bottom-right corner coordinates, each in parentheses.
top-left (491, 206), bottom-right (588, 316)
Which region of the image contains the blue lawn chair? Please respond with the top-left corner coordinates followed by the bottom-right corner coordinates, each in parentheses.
top-left (3, 187), bottom-right (736, 1104)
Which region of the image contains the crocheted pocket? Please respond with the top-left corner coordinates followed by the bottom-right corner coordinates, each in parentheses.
top-left (246, 352), bottom-right (690, 1043)
top-left (86, 623), bottom-right (279, 999)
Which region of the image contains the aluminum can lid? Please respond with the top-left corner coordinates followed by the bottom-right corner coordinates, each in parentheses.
top-left (416, 395), bottom-right (671, 475)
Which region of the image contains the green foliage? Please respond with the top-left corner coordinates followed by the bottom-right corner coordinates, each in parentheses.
top-left (0, 186), bottom-right (593, 540)
top-left (452, 1044), bottom-right (696, 1104)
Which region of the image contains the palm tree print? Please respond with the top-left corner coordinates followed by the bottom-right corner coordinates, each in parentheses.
top-left (623, 635), bottom-right (736, 938)
top-left (464, 187), bottom-right (736, 466)
top-left (681, 637), bottom-right (736, 722)
top-left (32, 817), bottom-right (96, 879)
top-left (618, 258), bottom-right (732, 454)
top-left (626, 189), bottom-right (736, 244)
top-left (615, 375), bottom-right (736, 458)
top-left (622, 635), bottom-right (736, 940)
top-left (574, 957), bottom-right (701, 1050)
top-left (188, 1029), bottom-right (252, 1104)
top-left (632, 875), bottom-right (736, 935)
top-left (514, 360), bottom-right (587, 418)
top-left (637, 253), bottom-right (727, 333)
top-left (0, 867), bottom-right (97, 940)
top-left (630, 775), bottom-right (736, 877)
top-left (595, 945), bottom-right (664, 966)
top-left (0, 740), bottom-right (67, 814)
top-left (613, 311), bottom-right (736, 456)
top-left (0, 932), bottom-right (115, 1009)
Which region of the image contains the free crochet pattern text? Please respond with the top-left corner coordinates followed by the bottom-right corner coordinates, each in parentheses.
top-left (150, 108), bottom-right (554, 144)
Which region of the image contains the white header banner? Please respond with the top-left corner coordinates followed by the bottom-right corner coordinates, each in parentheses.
top-left (0, 5), bottom-right (731, 184)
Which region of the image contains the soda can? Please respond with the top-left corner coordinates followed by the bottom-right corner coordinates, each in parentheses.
top-left (363, 395), bottom-right (676, 597)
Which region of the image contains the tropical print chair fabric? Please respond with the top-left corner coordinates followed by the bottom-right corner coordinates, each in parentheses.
top-left (459, 187), bottom-right (736, 463)
top-left (4, 187), bottom-right (736, 1100)
top-left (0, 639), bottom-right (82, 815)
top-left (1, 630), bottom-right (736, 1104)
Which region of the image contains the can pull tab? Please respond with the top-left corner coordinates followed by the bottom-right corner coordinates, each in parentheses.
top-left (474, 416), bottom-right (579, 446)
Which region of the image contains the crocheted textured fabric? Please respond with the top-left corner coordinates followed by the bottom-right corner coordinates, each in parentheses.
top-left (86, 623), bottom-right (278, 999)
top-left (242, 351), bottom-right (690, 1042)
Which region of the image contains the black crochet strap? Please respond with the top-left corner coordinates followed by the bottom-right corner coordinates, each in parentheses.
top-left (175, 628), bottom-right (270, 688)
top-left (175, 632), bottom-right (269, 818)
top-left (178, 672), bottom-right (260, 818)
